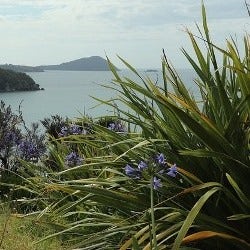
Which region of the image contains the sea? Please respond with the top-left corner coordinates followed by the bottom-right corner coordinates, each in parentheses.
top-left (0, 69), bottom-right (196, 126)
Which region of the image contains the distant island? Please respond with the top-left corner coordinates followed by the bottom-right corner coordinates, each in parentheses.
top-left (0, 56), bottom-right (116, 92)
top-left (0, 68), bottom-right (42, 92)
top-left (0, 56), bottom-right (116, 72)
top-left (40, 56), bottom-right (115, 71)
top-left (145, 69), bottom-right (158, 72)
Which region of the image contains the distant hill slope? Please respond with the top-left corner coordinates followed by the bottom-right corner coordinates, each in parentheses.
top-left (0, 56), bottom-right (117, 73)
top-left (40, 56), bottom-right (114, 71)
top-left (0, 68), bottom-right (42, 92)
top-left (0, 64), bottom-right (44, 73)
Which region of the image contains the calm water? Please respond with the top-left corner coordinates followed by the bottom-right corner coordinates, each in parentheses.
top-left (0, 69), bottom-right (196, 125)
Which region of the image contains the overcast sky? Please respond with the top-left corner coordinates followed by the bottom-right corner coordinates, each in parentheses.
top-left (0, 0), bottom-right (249, 68)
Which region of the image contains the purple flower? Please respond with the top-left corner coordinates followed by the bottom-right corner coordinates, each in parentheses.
top-left (138, 161), bottom-right (147, 171)
top-left (116, 123), bottom-right (125, 132)
top-left (70, 124), bottom-right (82, 135)
top-left (59, 124), bottom-right (88, 137)
top-left (3, 131), bottom-right (20, 145)
top-left (108, 123), bottom-right (116, 131)
top-left (156, 153), bottom-right (165, 165)
top-left (18, 140), bottom-right (45, 161)
top-left (108, 121), bottom-right (126, 133)
top-left (153, 177), bottom-right (162, 190)
top-left (166, 164), bottom-right (178, 178)
top-left (65, 151), bottom-right (83, 167)
top-left (125, 164), bottom-right (141, 179)
top-left (59, 126), bottom-right (68, 137)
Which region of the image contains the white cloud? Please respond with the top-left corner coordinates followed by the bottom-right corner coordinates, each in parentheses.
top-left (0, 0), bottom-right (248, 68)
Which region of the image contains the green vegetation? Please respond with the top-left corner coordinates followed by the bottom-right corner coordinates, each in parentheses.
top-left (0, 68), bottom-right (41, 92)
top-left (0, 207), bottom-right (63, 250)
top-left (0, 3), bottom-right (249, 250)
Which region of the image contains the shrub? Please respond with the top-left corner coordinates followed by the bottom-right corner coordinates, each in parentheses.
top-left (0, 102), bottom-right (46, 200)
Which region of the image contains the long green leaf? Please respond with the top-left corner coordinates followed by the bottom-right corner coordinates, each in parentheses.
top-left (172, 187), bottom-right (221, 250)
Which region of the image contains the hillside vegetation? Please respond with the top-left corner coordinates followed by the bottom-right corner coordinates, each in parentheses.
top-left (0, 68), bottom-right (41, 92)
top-left (0, 64), bottom-right (43, 73)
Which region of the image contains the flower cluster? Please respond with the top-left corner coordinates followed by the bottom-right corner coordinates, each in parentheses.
top-left (125, 153), bottom-right (178, 190)
top-left (18, 139), bottom-right (46, 162)
top-left (0, 102), bottom-right (47, 171)
top-left (108, 121), bottom-right (126, 133)
top-left (65, 151), bottom-right (83, 167)
top-left (59, 124), bottom-right (87, 137)
top-left (1, 131), bottom-right (20, 148)
top-left (166, 163), bottom-right (178, 177)
top-left (0, 101), bottom-right (22, 168)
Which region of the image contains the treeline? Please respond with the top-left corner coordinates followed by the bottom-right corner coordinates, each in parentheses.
top-left (0, 68), bottom-right (41, 92)
top-left (0, 64), bottom-right (44, 73)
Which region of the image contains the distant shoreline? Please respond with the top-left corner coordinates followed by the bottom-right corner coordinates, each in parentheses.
top-left (1, 56), bottom-right (118, 73)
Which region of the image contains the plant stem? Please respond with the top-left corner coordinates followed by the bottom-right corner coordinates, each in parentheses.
top-left (150, 176), bottom-right (158, 250)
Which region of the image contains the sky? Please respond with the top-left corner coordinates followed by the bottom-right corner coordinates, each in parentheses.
top-left (0, 0), bottom-right (249, 69)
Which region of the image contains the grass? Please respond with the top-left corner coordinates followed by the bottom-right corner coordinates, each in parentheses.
top-left (0, 208), bottom-right (64, 250)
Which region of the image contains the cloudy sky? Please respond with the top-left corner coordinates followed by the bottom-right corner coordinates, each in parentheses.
top-left (0, 0), bottom-right (249, 68)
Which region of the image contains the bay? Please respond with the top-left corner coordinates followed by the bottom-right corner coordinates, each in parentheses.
top-left (0, 70), bottom-right (116, 125)
top-left (0, 69), bottom-right (196, 125)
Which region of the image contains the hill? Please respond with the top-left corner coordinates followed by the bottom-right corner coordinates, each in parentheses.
top-left (0, 68), bottom-right (42, 92)
top-left (0, 56), bottom-right (117, 72)
top-left (0, 64), bottom-right (44, 73)
top-left (40, 56), bottom-right (114, 71)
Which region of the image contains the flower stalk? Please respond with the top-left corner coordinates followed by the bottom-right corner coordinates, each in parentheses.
top-left (150, 176), bottom-right (158, 250)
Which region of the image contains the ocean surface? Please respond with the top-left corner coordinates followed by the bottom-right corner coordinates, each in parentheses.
top-left (0, 69), bottom-right (196, 125)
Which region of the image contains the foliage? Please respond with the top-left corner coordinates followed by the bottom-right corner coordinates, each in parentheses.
top-left (0, 102), bottom-right (46, 170)
top-left (41, 115), bottom-right (69, 139)
top-left (0, 68), bottom-right (41, 92)
top-left (0, 205), bottom-right (64, 250)
top-left (0, 102), bottom-right (46, 199)
top-left (0, 101), bottom-right (22, 170)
